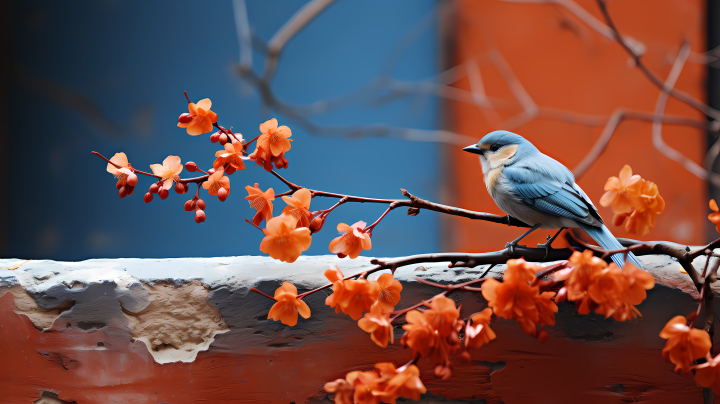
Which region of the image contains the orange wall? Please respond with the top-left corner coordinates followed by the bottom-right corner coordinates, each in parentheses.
top-left (447, 0), bottom-right (707, 252)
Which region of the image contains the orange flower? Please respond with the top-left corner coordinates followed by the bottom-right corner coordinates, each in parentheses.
top-left (150, 155), bottom-right (183, 190)
top-left (267, 281), bottom-right (311, 326)
top-left (325, 363), bottom-right (427, 404)
top-left (324, 378), bottom-right (354, 404)
top-left (695, 353), bottom-right (720, 394)
top-left (465, 308), bottom-right (496, 348)
top-left (259, 215), bottom-right (312, 263)
top-left (587, 262), bottom-right (653, 321)
top-left (401, 296), bottom-right (464, 365)
top-left (481, 258), bottom-right (556, 339)
top-left (709, 199), bottom-right (720, 233)
top-left (213, 140), bottom-right (247, 171)
top-left (178, 98), bottom-right (218, 136)
top-left (282, 188), bottom-right (313, 228)
top-left (614, 179), bottom-right (665, 235)
top-left (324, 265), bottom-right (347, 314)
top-left (257, 118), bottom-right (292, 157)
top-left (107, 152), bottom-right (135, 187)
top-left (248, 147), bottom-right (288, 172)
top-left (373, 363), bottom-right (427, 402)
top-left (245, 183), bottom-right (275, 226)
top-left (375, 273), bottom-right (402, 313)
top-left (659, 315), bottom-right (711, 372)
top-left (600, 165), bottom-right (642, 214)
top-left (558, 250), bottom-right (607, 314)
top-left (329, 221), bottom-right (372, 259)
top-left (339, 278), bottom-right (380, 320)
top-left (202, 169), bottom-right (230, 196)
top-left (358, 301), bottom-right (394, 348)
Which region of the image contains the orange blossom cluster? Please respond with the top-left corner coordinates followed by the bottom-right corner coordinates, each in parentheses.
top-left (600, 165), bottom-right (665, 235)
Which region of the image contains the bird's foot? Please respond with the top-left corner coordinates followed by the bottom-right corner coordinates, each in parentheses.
top-left (505, 241), bottom-right (525, 255)
top-left (537, 236), bottom-right (554, 259)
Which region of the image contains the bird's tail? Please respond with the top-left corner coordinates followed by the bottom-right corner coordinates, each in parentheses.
top-left (577, 223), bottom-right (643, 269)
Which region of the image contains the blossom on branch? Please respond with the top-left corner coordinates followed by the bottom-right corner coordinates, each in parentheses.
top-left (660, 315), bottom-right (711, 373)
top-left (465, 308), bottom-right (496, 349)
top-left (556, 251), bottom-right (654, 321)
top-left (258, 118), bottom-right (292, 157)
top-left (107, 152), bottom-right (136, 188)
top-left (375, 273), bottom-right (402, 313)
top-left (401, 296), bottom-right (464, 369)
top-left (202, 169), bottom-right (230, 200)
top-left (600, 165), bottom-right (664, 235)
top-left (245, 183), bottom-right (275, 226)
top-left (214, 140), bottom-right (247, 172)
top-left (324, 362), bottom-right (426, 404)
top-left (329, 221), bottom-right (372, 259)
top-left (324, 265), bottom-right (347, 314)
top-left (481, 258), bottom-right (556, 340)
top-left (267, 281), bottom-right (311, 326)
top-left (177, 98), bottom-right (218, 136)
top-left (340, 278), bottom-right (380, 320)
top-left (358, 301), bottom-right (394, 348)
top-left (695, 354), bottom-right (720, 394)
top-left (709, 199), bottom-right (720, 233)
top-left (282, 188), bottom-right (313, 228)
top-left (600, 165), bottom-right (641, 214)
top-left (259, 214), bottom-right (311, 263)
top-left (150, 155), bottom-right (183, 190)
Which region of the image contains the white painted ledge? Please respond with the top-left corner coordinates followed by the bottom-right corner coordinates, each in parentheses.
top-left (0, 253), bottom-right (714, 403)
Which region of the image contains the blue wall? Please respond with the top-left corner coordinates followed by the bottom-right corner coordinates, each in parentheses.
top-left (8, 0), bottom-right (441, 260)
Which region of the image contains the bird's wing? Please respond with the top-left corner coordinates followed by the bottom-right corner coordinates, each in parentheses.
top-left (502, 160), bottom-right (603, 227)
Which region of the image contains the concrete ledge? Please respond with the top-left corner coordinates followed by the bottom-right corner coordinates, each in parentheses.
top-left (0, 254), bottom-right (713, 403)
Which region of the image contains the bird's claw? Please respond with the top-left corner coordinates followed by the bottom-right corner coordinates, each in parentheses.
top-left (537, 235), bottom-right (553, 259)
top-left (505, 242), bottom-right (524, 254)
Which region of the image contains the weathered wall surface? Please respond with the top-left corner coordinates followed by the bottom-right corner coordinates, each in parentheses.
top-left (0, 255), bottom-right (713, 403)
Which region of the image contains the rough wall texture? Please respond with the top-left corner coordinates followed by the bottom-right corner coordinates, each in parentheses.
top-left (0, 254), bottom-right (713, 403)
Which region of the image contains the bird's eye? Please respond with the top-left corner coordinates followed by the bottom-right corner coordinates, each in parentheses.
top-left (490, 145), bottom-right (501, 152)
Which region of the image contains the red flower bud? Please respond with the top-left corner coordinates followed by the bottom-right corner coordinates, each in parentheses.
top-left (185, 162), bottom-right (198, 172)
top-left (144, 193), bottom-right (153, 203)
top-left (219, 133), bottom-right (228, 145)
top-left (184, 200), bottom-right (196, 211)
top-left (126, 173), bottom-right (138, 187)
top-left (195, 210), bottom-right (206, 223)
top-left (225, 166), bottom-right (236, 175)
top-left (309, 215), bottom-right (325, 233)
top-left (538, 327), bottom-right (549, 343)
top-left (175, 182), bottom-right (186, 194)
top-left (116, 180), bottom-right (123, 190)
top-left (126, 185), bottom-right (135, 196)
top-left (210, 133), bottom-right (220, 143)
top-left (119, 186), bottom-right (128, 199)
top-left (336, 253), bottom-right (347, 259)
top-left (218, 187), bottom-right (228, 202)
top-left (149, 183), bottom-right (159, 194)
top-left (178, 113), bottom-right (194, 123)
top-left (196, 199), bottom-right (206, 210)
top-left (555, 287), bottom-right (567, 304)
top-left (159, 188), bottom-right (169, 200)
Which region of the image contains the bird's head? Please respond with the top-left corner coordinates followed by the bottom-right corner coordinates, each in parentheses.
top-left (462, 130), bottom-right (536, 171)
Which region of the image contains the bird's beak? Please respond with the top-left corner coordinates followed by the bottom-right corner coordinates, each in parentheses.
top-left (462, 144), bottom-right (483, 155)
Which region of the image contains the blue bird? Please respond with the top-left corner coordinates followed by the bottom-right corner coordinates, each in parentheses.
top-left (463, 130), bottom-right (642, 268)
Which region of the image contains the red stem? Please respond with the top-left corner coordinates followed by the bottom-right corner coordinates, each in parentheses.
top-left (389, 292), bottom-right (447, 322)
top-left (245, 219), bottom-right (265, 233)
top-left (184, 91), bottom-right (191, 104)
top-left (250, 288), bottom-right (277, 301)
top-left (92, 151), bottom-right (162, 179)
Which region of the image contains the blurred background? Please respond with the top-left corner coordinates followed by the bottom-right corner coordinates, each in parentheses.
top-left (1, 0), bottom-right (717, 261)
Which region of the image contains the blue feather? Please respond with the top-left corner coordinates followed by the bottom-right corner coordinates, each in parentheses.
top-left (578, 222), bottom-right (642, 268)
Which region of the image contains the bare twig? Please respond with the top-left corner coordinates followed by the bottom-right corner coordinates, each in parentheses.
top-left (264, 0), bottom-right (337, 80)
